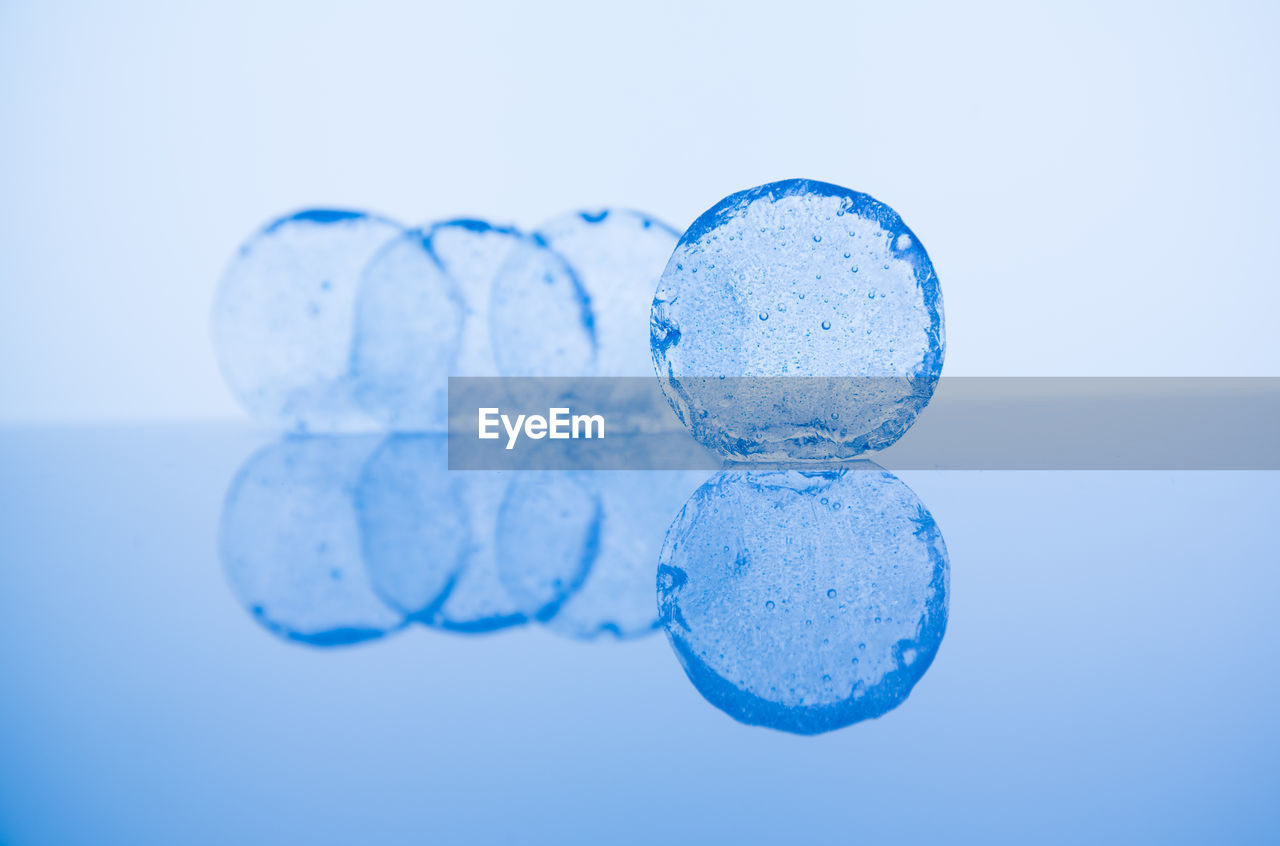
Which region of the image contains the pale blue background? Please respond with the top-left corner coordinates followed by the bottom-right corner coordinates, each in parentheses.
top-left (2, 0), bottom-right (1279, 425)
top-left (2, 2), bottom-right (1279, 843)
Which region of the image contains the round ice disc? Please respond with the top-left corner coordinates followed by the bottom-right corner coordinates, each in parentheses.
top-left (430, 470), bottom-right (528, 635)
top-left (430, 220), bottom-right (528, 378)
top-left (488, 234), bottom-right (593, 378)
top-left (354, 436), bottom-right (470, 620)
top-left (657, 464), bottom-right (949, 734)
top-left (212, 209), bottom-right (404, 432)
top-left (494, 472), bottom-right (600, 626)
top-left (651, 180), bottom-right (944, 460)
top-left (351, 220), bottom-right (525, 431)
top-left (219, 437), bottom-right (407, 647)
top-left (491, 209), bottom-right (678, 378)
top-left (350, 231), bottom-right (464, 432)
top-left (497, 469), bottom-right (709, 640)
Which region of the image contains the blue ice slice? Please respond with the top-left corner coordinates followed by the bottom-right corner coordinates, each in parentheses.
top-left (353, 434), bottom-right (525, 634)
top-left (491, 209), bottom-right (678, 378)
top-left (219, 437), bottom-right (407, 647)
top-left (424, 468), bottom-right (529, 634)
top-left (352, 220), bottom-right (526, 430)
top-left (354, 436), bottom-right (470, 620)
top-left (657, 463), bottom-right (949, 734)
top-left (651, 180), bottom-right (945, 460)
top-left (212, 209), bottom-right (404, 432)
top-left (425, 467), bottom-right (527, 634)
top-left (430, 220), bottom-right (528, 378)
top-left (497, 469), bottom-right (710, 640)
top-left (350, 231), bottom-right (464, 431)
top-left (493, 472), bottom-right (600, 626)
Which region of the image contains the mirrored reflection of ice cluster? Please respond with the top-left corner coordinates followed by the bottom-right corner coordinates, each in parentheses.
top-left (220, 436), bottom-right (708, 644)
top-left (219, 443), bottom-right (949, 733)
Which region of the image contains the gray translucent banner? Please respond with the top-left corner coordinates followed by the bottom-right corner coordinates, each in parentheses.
top-left (447, 377), bottom-right (1280, 470)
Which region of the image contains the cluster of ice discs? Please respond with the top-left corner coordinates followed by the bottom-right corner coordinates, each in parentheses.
top-left (214, 180), bottom-right (951, 734)
top-left (212, 179), bottom-right (944, 458)
top-left (221, 435), bottom-right (711, 644)
top-left (212, 207), bottom-right (678, 433)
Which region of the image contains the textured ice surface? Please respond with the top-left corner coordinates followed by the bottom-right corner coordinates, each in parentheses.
top-left (219, 437), bottom-right (406, 646)
top-left (425, 467), bottom-right (526, 633)
top-left (658, 464), bottom-right (949, 734)
top-left (497, 470), bottom-right (709, 639)
top-left (651, 180), bottom-right (945, 460)
top-left (488, 233), bottom-right (593, 377)
top-left (430, 220), bottom-right (527, 377)
top-left (352, 220), bottom-right (525, 431)
top-left (493, 472), bottom-right (600, 626)
top-left (354, 437), bottom-right (523, 634)
top-left (491, 209), bottom-right (678, 378)
top-left (354, 436), bottom-right (469, 619)
top-left (350, 232), bottom-right (463, 431)
top-left (422, 468), bottom-right (527, 634)
top-left (212, 210), bottom-right (404, 432)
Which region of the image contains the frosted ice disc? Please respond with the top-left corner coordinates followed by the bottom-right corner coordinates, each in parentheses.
top-left (491, 209), bottom-right (678, 377)
top-left (355, 436), bottom-right (469, 619)
top-left (427, 468), bottom-right (527, 633)
top-left (219, 437), bottom-right (406, 646)
top-left (496, 470), bottom-right (708, 640)
top-left (651, 180), bottom-right (944, 460)
top-left (212, 210), bottom-right (404, 432)
top-left (352, 220), bottom-right (525, 430)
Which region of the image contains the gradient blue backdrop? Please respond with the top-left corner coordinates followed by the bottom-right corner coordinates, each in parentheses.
top-left (2, 0), bottom-right (1279, 426)
top-left (2, 2), bottom-right (1278, 844)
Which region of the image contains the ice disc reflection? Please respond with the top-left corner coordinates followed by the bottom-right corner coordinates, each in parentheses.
top-left (658, 463), bottom-right (949, 734)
